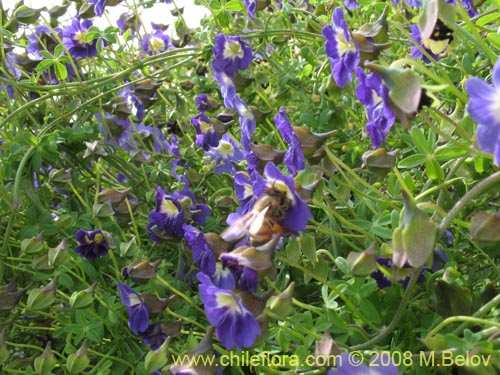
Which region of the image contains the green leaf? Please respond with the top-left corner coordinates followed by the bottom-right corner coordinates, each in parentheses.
top-left (398, 153), bottom-right (426, 168)
top-left (35, 59), bottom-right (54, 72)
top-left (54, 44), bottom-right (65, 57)
top-left (486, 33), bottom-right (500, 50)
top-left (14, 5), bottom-right (43, 24)
top-left (477, 12), bottom-right (500, 27)
top-left (225, 0), bottom-right (245, 11)
top-left (54, 61), bottom-right (68, 80)
top-left (411, 127), bottom-right (431, 154)
top-left (300, 234), bottom-right (317, 263)
top-left (433, 145), bottom-right (467, 161)
top-left (425, 159), bottom-right (444, 180)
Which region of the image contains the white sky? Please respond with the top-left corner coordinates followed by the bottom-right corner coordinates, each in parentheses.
top-left (2, 0), bottom-right (210, 30)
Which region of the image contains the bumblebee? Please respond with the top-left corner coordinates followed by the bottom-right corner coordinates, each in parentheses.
top-left (222, 182), bottom-right (293, 250)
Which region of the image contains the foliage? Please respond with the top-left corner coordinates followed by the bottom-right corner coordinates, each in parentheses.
top-left (1, 0), bottom-right (500, 374)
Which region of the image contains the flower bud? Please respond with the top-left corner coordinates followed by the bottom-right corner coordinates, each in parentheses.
top-left (433, 277), bottom-right (471, 318)
top-left (392, 191), bottom-right (437, 268)
top-left (32, 253), bottom-right (52, 270)
top-left (122, 260), bottom-right (159, 284)
top-left (69, 283), bottom-right (96, 309)
top-left (26, 277), bottom-right (58, 311)
top-left (469, 212), bottom-right (500, 245)
top-left (141, 293), bottom-right (174, 317)
top-left (21, 232), bottom-right (44, 254)
top-left (365, 62), bottom-right (423, 127)
top-left (66, 340), bottom-right (90, 374)
top-left (92, 200), bottom-right (115, 218)
top-left (0, 328), bottom-right (9, 365)
top-left (83, 141), bottom-right (108, 158)
top-left (169, 327), bottom-right (219, 375)
top-left (34, 341), bottom-right (57, 374)
top-left (48, 168), bottom-right (72, 183)
top-left (347, 243), bottom-right (378, 277)
top-left (267, 282), bottom-right (295, 316)
top-left (0, 278), bottom-right (26, 311)
top-left (48, 239), bottom-right (70, 267)
top-left (362, 148), bottom-right (398, 177)
top-left (144, 337), bottom-right (170, 373)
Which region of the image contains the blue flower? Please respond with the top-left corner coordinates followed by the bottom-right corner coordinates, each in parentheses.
top-left (62, 19), bottom-right (99, 59)
top-left (195, 93), bottom-right (210, 112)
top-left (233, 96), bottom-right (256, 149)
top-left (344, 0), bottom-right (360, 9)
top-left (174, 176), bottom-right (212, 227)
top-left (142, 323), bottom-right (168, 350)
top-left (328, 353), bottom-right (400, 375)
top-left (205, 133), bottom-right (244, 174)
top-left (274, 107), bottom-right (305, 175)
top-left (243, 0), bottom-right (256, 18)
top-left (117, 283), bottom-right (149, 335)
top-left (253, 163), bottom-right (313, 234)
top-left (213, 70), bottom-right (238, 108)
top-left (322, 8), bottom-right (360, 88)
top-left (117, 13), bottom-right (138, 35)
top-left (88, 0), bottom-right (107, 16)
top-left (142, 24), bottom-right (172, 55)
top-left (211, 34), bottom-right (253, 77)
top-left (197, 273), bottom-right (261, 350)
top-left (28, 25), bottom-right (63, 59)
top-left (119, 123), bottom-right (169, 154)
top-left (183, 224), bottom-right (217, 276)
top-left (211, 263), bottom-right (237, 289)
top-left (74, 229), bottom-right (112, 260)
top-left (355, 67), bottom-right (396, 148)
top-left (191, 113), bottom-right (219, 151)
top-left (465, 59), bottom-right (500, 165)
top-left (147, 187), bottom-right (185, 242)
top-left (370, 257), bottom-right (428, 289)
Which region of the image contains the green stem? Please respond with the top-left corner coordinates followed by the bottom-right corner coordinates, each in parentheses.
top-left (0, 146), bottom-right (35, 280)
top-left (351, 267), bottom-right (422, 350)
top-left (437, 170), bottom-right (500, 238)
top-left (426, 316), bottom-right (500, 339)
top-left (452, 292), bottom-right (500, 335)
top-left (156, 274), bottom-right (204, 314)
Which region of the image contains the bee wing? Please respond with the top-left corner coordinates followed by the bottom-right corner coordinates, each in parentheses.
top-left (248, 206), bottom-right (270, 237)
top-left (221, 208), bottom-right (260, 242)
top-left (221, 206), bottom-right (270, 243)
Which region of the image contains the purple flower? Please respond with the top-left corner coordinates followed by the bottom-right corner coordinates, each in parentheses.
top-left (233, 96), bottom-right (256, 149)
top-left (213, 71), bottom-right (238, 108)
top-left (97, 112), bottom-right (131, 147)
top-left (174, 177), bottom-right (211, 226)
top-left (211, 264), bottom-right (237, 289)
top-left (465, 59), bottom-right (500, 165)
top-left (244, 0), bottom-right (256, 18)
top-left (211, 34), bottom-right (253, 77)
top-left (183, 224), bottom-right (217, 276)
top-left (444, 0), bottom-right (478, 17)
top-left (191, 113), bottom-right (219, 151)
top-left (409, 24), bottom-right (439, 63)
top-left (355, 67), bottom-right (396, 148)
top-left (322, 8), bottom-right (360, 88)
top-left (328, 353), bottom-right (400, 375)
top-left (117, 13), bottom-right (139, 35)
top-left (62, 19), bottom-right (99, 59)
top-left (142, 323), bottom-right (168, 350)
top-left (142, 25), bottom-right (172, 55)
top-left (120, 124), bottom-right (169, 154)
top-left (344, 0), bottom-right (360, 9)
top-left (117, 283), bottom-right (149, 335)
top-left (220, 253), bottom-right (259, 292)
top-left (370, 257), bottom-right (427, 289)
top-left (28, 25), bottom-right (63, 59)
top-left (74, 229), bottom-right (111, 260)
top-left (197, 273), bottom-right (261, 350)
top-left (195, 93), bottom-right (210, 112)
top-left (274, 107), bottom-right (305, 175)
top-left (147, 187), bottom-right (185, 242)
top-left (206, 133), bottom-right (244, 174)
top-left (253, 162), bottom-right (313, 234)
top-left (88, 0), bottom-right (106, 16)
